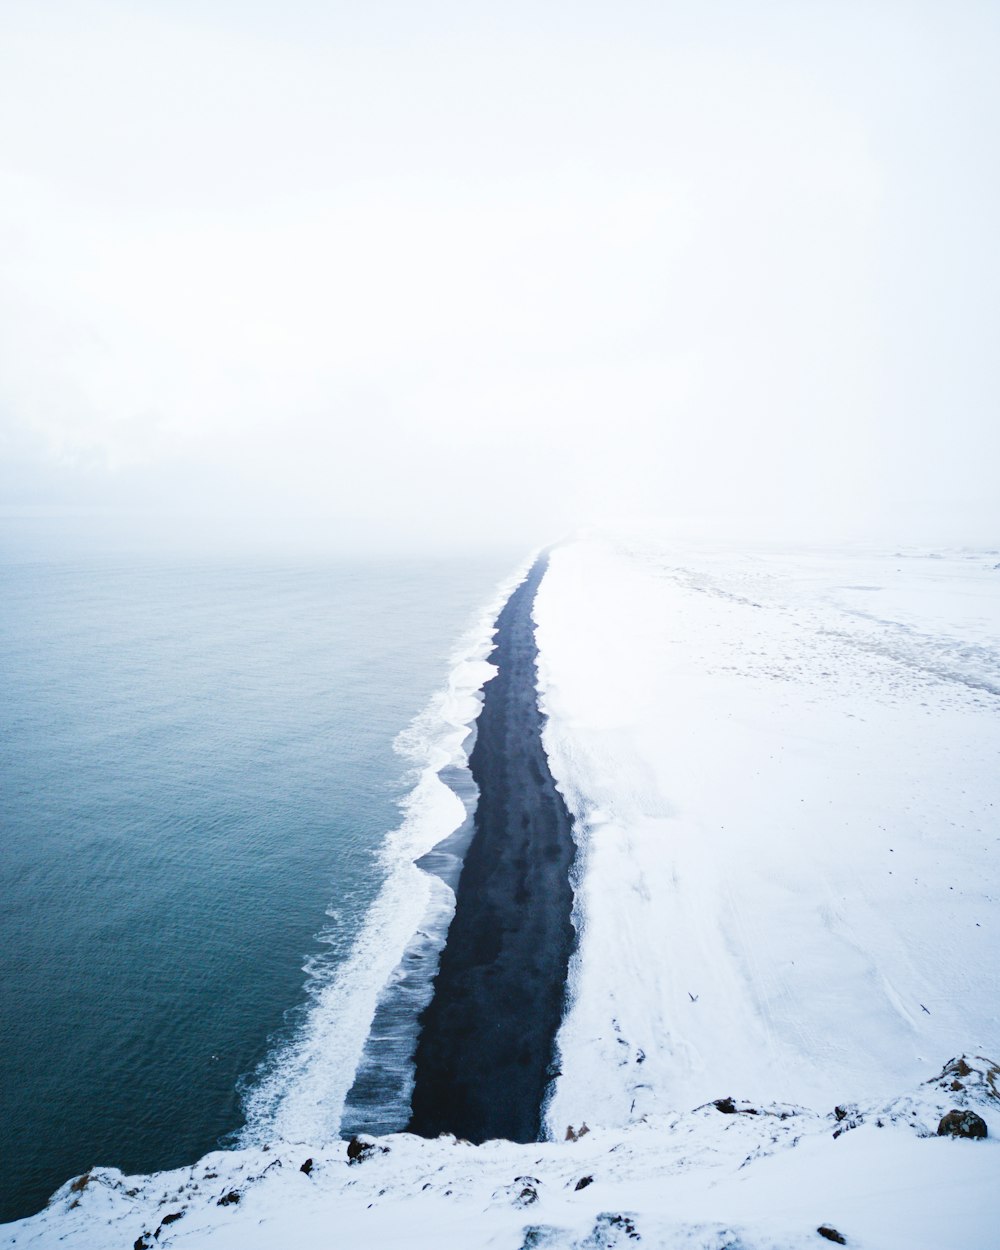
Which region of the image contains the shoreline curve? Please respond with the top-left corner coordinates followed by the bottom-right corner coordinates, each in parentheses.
top-left (408, 555), bottom-right (577, 1143)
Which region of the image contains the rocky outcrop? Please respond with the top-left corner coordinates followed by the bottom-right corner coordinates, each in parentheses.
top-left (712, 1097), bottom-right (759, 1115)
top-left (346, 1136), bottom-right (389, 1165)
top-left (937, 1109), bottom-right (988, 1139)
top-left (925, 1055), bottom-right (999, 1104)
top-left (817, 1226), bottom-right (847, 1244)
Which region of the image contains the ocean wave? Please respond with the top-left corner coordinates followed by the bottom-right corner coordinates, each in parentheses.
top-left (239, 557), bottom-right (533, 1146)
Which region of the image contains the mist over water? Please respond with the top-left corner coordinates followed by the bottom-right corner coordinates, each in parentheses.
top-left (2, 2), bottom-right (998, 555)
top-left (0, 551), bottom-right (515, 1223)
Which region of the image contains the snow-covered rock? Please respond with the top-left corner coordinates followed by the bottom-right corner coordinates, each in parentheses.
top-left (5, 1058), bottom-right (998, 1249)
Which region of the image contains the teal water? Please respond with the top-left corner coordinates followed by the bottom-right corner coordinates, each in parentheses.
top-left (0, 554), bottom-right (512, 1223)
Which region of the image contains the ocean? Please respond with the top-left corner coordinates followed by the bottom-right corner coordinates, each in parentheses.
top-left (0, 552), bottom-right (516, 1223)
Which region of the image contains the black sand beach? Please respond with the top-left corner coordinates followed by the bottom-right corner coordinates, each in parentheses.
top-left (408, 557), bottom-right (577, 1143)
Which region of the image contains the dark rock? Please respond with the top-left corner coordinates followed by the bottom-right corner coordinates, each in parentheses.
top-left (831, 1104), bottom-right (862, 1138)
top-left (513, 1176), bottom-right (540, 1206)
top-left (817, 1226), bottom-right (846, 1244)
top-left (216, 1190), bottom-right (240, 1207)
top-left (134, 1237), bottom-right (153, 1250)
top-left (937, 1109), bottom-right (988, 1139)
top-left (299, 1158), bottom-right (314, 1176)
top-left (575, 1175), bottom-right (594, 1191)
top-left (520, 1228), bottom-right (562, 1249)
top-left (346, 1135), bottom-right (389, 1165)
top-left (591, 1212), bottom-right (640, 1241)
top-left (153, 1211), bottom-right (184, 1238)
top-left (713, 1097), bottom-right (758, 1116)
top-left (69, 1173), bottom-right (91, 1194)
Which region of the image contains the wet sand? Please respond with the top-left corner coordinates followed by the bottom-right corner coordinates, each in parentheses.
top-left (408, 557), bottom-right (577, 1143)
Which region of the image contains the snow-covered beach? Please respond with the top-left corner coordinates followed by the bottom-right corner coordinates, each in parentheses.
top-left (537, 531), bottom-right (1000, 1128)
top-left (4, 531), bottom-right (998, 1249)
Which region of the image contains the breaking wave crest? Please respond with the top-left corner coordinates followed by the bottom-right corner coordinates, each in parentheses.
top-left (238, 560), bottom-right (531, 1146)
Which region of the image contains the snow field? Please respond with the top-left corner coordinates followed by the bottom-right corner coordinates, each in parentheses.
top-left (536, 533), bottom-right (1000, 1128)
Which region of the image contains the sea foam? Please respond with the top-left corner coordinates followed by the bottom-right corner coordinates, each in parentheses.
top-left (239, 558), bottom-right (532, 1145)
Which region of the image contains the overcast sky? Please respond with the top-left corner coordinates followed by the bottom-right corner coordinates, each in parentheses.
top-left (1, 0), bottom-right (998, 556)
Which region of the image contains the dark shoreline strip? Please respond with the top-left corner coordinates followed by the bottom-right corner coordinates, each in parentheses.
top-left (408, 556), bottom-right (576, 1143)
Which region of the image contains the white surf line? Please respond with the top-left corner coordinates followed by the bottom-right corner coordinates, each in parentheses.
top-left (239, 557), bottom-right (534, 1147)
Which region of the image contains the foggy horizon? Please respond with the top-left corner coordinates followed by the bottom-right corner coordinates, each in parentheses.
top-left (2, 0), bottom-right (999, 559)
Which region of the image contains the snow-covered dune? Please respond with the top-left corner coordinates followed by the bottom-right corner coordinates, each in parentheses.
top-left (4, 530), bottom-right (998, 1249)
